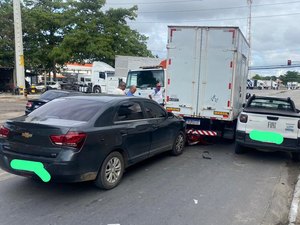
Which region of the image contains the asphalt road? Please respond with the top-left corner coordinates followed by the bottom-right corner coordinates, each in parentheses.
top-left (0, 90), bottom-right (299, 225)
top-left (0, 143), bottom-right (298, 225)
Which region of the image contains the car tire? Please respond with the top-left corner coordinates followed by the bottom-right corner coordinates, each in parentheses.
top-left (94, 151), bottom-right (124, 190)
top-left (94, 86), bottom-right (101, 93)
top-left (291, 152), bottom-right (300, 162)
top-left (235, 143), bottom-right (246, 154)
top-left (171, 131), bottom-right (185, 156)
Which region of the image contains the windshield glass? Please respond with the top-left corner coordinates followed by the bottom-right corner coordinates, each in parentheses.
top-left (126, 70), bottom-right (164, 88)
top-left (29, 98), bottom-right (103, 121)
top-left (40, 91), bottom-right (69, 100)
top-left (248, 98), bottom-right (293, 111)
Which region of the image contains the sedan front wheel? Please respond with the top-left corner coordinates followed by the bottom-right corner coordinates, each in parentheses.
top-left (94, 151), bottom-right (124, 190)
top-left (171, 131), bottom-right (185, 156)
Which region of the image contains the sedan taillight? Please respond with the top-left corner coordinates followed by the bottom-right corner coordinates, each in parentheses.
top-left (0, 126), bottom-right (10, 138)
top-left (298, 120), bottom-right (300, 129)
top-left (239, 114), bottom-right (248, 123)
top-left (50, 132), bottom-right (87, 149)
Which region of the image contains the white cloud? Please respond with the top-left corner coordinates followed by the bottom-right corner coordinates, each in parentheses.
top-left (106, 0), bottom-right (300, 76)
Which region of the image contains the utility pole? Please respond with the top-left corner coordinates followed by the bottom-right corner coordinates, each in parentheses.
top-left (13, 0), bottom-right (25, 95)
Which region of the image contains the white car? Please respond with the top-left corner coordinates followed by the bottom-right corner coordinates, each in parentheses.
top-left (235, 95), bottom-right (300, 160)
top-left (35, 81), bottom-right (61, 91)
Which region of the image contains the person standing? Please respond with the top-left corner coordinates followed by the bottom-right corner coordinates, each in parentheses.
top-left (114, 81), bottom-right (126, 95)
top-left (149, 83), bottom-right (164, 105)
top-left (126, 85), bottom-right (137, 96)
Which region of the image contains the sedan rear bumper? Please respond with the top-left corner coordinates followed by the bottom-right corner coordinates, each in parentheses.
top-left (0, 148), bottom-right (98, 183)
top-left (236, 130), bottom-right (300, 152)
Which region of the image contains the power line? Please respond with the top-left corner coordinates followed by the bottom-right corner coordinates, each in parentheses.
top-left (127, 12), bottom-right (300, 24)
top-left (106, 0), bottom-right (203, 5)
top-left (106, 1), bottom-right (300, 14)
top-left (138, 1), bottom-right (300, 14)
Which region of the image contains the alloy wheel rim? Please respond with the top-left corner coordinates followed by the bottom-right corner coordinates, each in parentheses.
top-left (175, 134), bottom-right (184, 152)
top-left (105, 157), bottom-right (122, 184)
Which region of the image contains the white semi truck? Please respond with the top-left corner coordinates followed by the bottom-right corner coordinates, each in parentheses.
top-left (165, 26), bottom-right (250, 143)
top-left (78, 61), bottom-right (125, 94)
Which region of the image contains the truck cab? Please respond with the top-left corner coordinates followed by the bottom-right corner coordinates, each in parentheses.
top-left (126, 66), bottom-right (166, 100)
top-left (78, 61), bottom-right (122, 93)
top-left (91, 61), bottom-right (115, 93)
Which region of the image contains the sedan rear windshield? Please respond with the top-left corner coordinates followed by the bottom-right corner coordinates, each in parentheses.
top-left (28, 98), bottom-right (103, 122)
top-left (40, 91), bottom-right (69, 100)
top-left (248, 99), bottom-right (293, 111)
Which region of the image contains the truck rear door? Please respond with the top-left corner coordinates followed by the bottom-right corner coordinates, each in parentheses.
top-left (198, 28), bottom-right (236, 120)
top-left (166, 27), bottom-right (200, 116)
top-left (166, 27), bottom-right (236, 120)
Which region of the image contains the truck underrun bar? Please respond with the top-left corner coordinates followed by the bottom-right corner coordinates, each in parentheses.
top-left (186, 129), bottom-right (219, 145)
top-left (187, 129), bottom-right (218, 136)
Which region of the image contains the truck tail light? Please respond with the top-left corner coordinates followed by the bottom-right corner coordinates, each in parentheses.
top-left (0, 126), bottom-right (10, 138)
top-left (239, 114), bottom-right (248, 123)
top-left (50, 132), bottom-right (87, 149)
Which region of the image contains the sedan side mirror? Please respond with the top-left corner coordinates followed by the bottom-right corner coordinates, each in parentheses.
top-left (246, 93), bottom-right (251, 100)
top-left (242, 103), bottom-right (246, 108)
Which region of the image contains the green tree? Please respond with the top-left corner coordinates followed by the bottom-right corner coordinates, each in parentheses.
top-left (280, 71), bottom-right (300, 84)
top-left (22, 0), bottom-right (69, 77)
top-left (0, 0), bottom-right (14, 67)
top-left (0, 0), bottom-right (153, 77)
top-left (252, 74), bottom-right (262, 80)
top-left (58, 1), bottom-right (152, 66)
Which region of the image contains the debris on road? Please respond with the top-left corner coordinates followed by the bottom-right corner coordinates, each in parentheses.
top-left (202, 151), bottom-right (212, 160)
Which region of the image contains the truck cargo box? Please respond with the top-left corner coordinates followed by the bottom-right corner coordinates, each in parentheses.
top-left (166, 26), bottom-right (250, 123)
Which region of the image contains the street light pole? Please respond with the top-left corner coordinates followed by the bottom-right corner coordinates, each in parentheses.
top-left (13, 0), bottom-right (25, 96)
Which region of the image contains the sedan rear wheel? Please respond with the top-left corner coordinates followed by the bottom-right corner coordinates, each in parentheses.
top-left (171, 131), bottom-right (185, 156)
top-left (94, 151), bottom-right (124, 190)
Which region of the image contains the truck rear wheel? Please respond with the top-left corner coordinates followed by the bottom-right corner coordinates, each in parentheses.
top-left (93, 86), bottom-right (101, 93)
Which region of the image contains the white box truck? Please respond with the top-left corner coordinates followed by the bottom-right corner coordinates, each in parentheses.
top-left (165, 26), bottom-right (249, 142)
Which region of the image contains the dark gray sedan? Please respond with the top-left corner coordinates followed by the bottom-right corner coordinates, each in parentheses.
top-left (0, 96), bottom-right (186, 189)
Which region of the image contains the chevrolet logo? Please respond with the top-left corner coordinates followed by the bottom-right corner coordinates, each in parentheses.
top-left (22, 132), bottom-right (33, 138)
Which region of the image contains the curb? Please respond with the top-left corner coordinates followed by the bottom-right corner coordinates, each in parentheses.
top-left (289, 174), bottom-right (300, 225)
